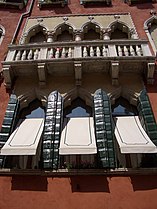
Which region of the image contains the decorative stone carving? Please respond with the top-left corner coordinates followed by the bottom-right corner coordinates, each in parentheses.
top-left (46, 31), bottom-right (55, 43)
top-left (88, 16), bottom-right (94, 22)
top-left (63, 16), bottom-right (68, 22)
top-left (102, 28), bottom-right (111, 40)
top-left (129, 28), bottom-right (138, 39)
top-left (74, 29), bottom-right (82, 41)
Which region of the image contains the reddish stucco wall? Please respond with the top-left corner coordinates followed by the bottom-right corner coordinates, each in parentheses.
top-left (0, 5), bottom-right (29, 126)
top-left (0, 175), bottom-right (157, 209)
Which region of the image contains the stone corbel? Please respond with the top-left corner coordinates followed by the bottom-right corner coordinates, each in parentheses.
top-left (37, 63), bottom-right (46, 86)
top-left (74, 62), bottom-right (82, 86)
top-left (2, 65), bottom-right (12, 88)
top-left (147, 62), bottom-right (155, 84)
top-left (111, 61), bottom-right (119, 86)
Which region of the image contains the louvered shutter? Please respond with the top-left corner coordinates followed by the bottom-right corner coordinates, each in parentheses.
top-left (93, 89), bottom-right (116, 168)
top-left (42, 91), bottom-right (63, 169)
top-left (137, 89), bottom-right (157, 145)
top-left (0, 94), bottom-right (19, 167)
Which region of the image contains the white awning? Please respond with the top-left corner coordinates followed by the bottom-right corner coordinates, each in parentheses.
top-left (1, 118), bottom-right (44, 155)
top-left (59, 117), bottom-right (97, 155)
top-left (114, 116), bottom-right (157, 153)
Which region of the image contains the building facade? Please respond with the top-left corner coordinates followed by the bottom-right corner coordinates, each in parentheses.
top-left (0, 0), bottom-right (157, 209)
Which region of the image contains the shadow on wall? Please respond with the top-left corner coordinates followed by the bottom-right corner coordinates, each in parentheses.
top-left (11, 175), bottom-right (48, 191)
top-left (70, 175), bottom-right (109, 193)
top-left (130, 175), bottom-right (157, 191)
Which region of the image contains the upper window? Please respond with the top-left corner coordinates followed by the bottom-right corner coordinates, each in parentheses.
top-left (64, 98), bottom-right (92, 118)
top-left (19, 99), bottom-right (45, 119)
top-left (112, 97), bottom-right (138, 116)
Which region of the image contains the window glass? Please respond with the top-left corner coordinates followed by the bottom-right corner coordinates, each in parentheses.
top-left (19, 99), bottom-right (45, 119)
top-left (64, 98), bottom-right (92, 118)
top-left (112, 97), bottom-right (138, 116)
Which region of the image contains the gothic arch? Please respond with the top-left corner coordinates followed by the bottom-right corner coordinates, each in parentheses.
top-left (63, 87), bottom-right (93, 108)
top-left (109, 86), bottom-right (139, 106)
top-left (20, 24), bottom-right (48, 44)
top-left (0, 24), bottom-right (5, 45)
top-left (54, 22), bottom-right (75, 41)
top-left (108, 20), bottom-right (132, 39)
top-left (81, 21), bottom-right (102, 40)
top-left (144, 15), bottom-right (157, 54)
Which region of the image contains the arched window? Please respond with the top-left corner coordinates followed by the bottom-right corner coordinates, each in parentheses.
top-left (64, 97), bottom-right (92, 118)
top-left (4, 99), bottom-right (45, 170)
top-left (83, 23), bottom-right (101, 40)
top-left (110, 22), bottom-right (129, 40)
top-left (0, 26), bottom-right (5, 45)
top-left (55, 24), bottom-right (74, 42)
top-left (27, 26), bottom-right (47, 44)
top-left (112, 97), bottom-right (138, 116)
top-left (60, 97), bottom-right (96, 169)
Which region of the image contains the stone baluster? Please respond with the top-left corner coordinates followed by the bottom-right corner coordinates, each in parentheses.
top-left (34, 49), bottom-right (39, 60)
top-left (49, 48), bottom-right (54, 58)
top-left (15, 50), bottom-right (21, 61)
top-left (103, 46), bottom-right (108, 57)
top-left (21, 50), bottom-right (27, 60)
top-left (55, 48), bottom-right (60, 58)
top-left (83, 47), bottom-right (88, 57)
top-left (61, 47), bottom-right (66, 58)
top-left (136, 45), bottom-right (142, 56)
top-left (117, 46), bottom-right (122, 56)
top-left (28, 49), bottom-right (33, 60)
top-left (68, 47), bottom-right (72, 58)
top-left (90, 46), bottom-right (94, 57)
top-left (96, 46), bottom-right (101, 57)
top-left (124, 46), bottom-right (129, 56)
top-left (130, 46), bottom-right (135, 56)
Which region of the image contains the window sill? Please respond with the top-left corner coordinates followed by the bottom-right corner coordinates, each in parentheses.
top-left (0, 168), bottom-right (157, 176)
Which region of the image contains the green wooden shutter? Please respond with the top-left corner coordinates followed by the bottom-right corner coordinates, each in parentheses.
top-left (137, 89), bottom-right (157, 145)
top-left (0, 94), bottom-right (19, 167)
top-left (93, 89), bottom-right (116, 168)
top-left (42, 91), bottom-right (63, 169)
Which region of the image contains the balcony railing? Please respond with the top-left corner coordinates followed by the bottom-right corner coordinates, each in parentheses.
top-left (0, 0), bottom-right (28, 9)
top-left (38, 0), bottom-right (68, 8)
top-left (125, 0), bottom-right (156, 5)
top-left (4, 40), bottom-right (153, 64)
top-left (80, 0), bottom-right (111, 5)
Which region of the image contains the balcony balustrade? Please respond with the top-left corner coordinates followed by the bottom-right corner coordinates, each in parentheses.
top-left (4, 40), bottom-right (153, 63)
top-left (2, 39), bottom-right (155, 88)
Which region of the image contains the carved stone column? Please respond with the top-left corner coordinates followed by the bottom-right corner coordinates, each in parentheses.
top-left (2, 65), bottom-right (12, 88)
top-left (37, 63), bottom-right (46, 85)
top-left (46, 31), bottom-right (55, 43)
top-left (19, 32), bottom-right (28, 44)
top-left (102, 28), bottom-right (111, 40)
top-left (130, 28), bottom-right (138, 39)
top-left (111, 61), bottom-right (119, 86)
top-left (74, 30), bottom-right (82, 41)
top-left (74, 62), bottom-right (82, 85)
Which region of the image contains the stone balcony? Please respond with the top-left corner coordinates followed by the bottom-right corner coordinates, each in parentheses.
top-left (2, 39), bottom-right (155, 88)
